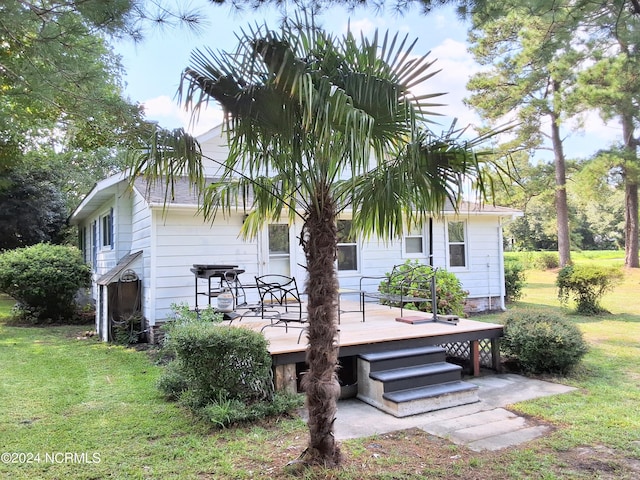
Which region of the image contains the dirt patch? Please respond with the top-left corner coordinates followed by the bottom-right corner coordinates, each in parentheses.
top-left (223, 419), bottom-right (640, 479)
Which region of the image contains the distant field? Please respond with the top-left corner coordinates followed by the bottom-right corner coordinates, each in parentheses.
top-left (505, 249), bottom-right (626, 269)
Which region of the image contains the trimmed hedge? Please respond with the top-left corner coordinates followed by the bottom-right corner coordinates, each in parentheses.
top-left (504, 257), bottom-right (526, 302)
top-left (501, 310), bottom-right (588, 374)
top-left (557, 264), bottom-right (623, 315)
top-left (0, 243), bottom-right (91, 323)
top-left (158, 308), bottom-right (302, 427)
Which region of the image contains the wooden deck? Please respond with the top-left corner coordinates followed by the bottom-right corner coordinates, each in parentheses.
top-left (233, 300), bottom-right (504, 388)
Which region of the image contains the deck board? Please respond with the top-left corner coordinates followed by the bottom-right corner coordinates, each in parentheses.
top-left (232, 300), bottom-right (503, 364)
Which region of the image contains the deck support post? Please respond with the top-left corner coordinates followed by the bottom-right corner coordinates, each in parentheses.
top-left (470, 340), bottom-right (480, 376)
top-left (274, 363), bottom-right (297, 394)
top-left (491, 338), bottom-right (502, 372)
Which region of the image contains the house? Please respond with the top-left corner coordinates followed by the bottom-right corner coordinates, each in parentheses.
top-left (69, 126), bottom-right (522, 342)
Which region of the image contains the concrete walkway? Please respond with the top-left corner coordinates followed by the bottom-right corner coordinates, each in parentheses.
top-left (332, 373), bottom-right (576, 452)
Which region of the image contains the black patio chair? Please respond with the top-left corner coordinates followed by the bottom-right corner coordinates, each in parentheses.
top-left (254, 274), bottom-right (307, 343)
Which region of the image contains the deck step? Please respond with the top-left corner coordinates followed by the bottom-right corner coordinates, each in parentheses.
top-left (360, 346), bottom-right (447, 372)
top-left (357, 348), bottom-right (479, 418)
top-left (370, 362), bottom-right (462, 392)
top-left (383, 380), bottom-right (478, 403)
top-left (372, 381), bottom-right (479, 417)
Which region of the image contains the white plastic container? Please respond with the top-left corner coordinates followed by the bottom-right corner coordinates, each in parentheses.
top-left (216, 290), bottom-right (235, 312)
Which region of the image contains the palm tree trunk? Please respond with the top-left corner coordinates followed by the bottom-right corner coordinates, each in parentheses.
top-left (299, 185), bottom-right (342, 466)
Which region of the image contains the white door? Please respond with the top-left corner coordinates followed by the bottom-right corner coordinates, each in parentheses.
top-left (261, 223), bottom-right (293, 276)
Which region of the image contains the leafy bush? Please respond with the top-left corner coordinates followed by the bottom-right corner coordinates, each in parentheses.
top-left (167, 301), bottom-right (222, 325)
top-left (112, 312), bottom-right (145, 345)
top-left (158, 306), bottom-right (302, 427)
top-left (165, 322), bottom-right (273, 407)
top-left (378, 261), bottom-right (468, 316)
top-left (0, 243), bottom-right (91, 323)
top-left (557, 265), bottom-right (623, 315)
top-left (201, 391), bottom-right (303, 428)
top-left (533, 252), bottom-right (559, 270)
top-left (501, 310), bottom-right (589, 374)
top-left (504, 257), bottom-right (526, 302)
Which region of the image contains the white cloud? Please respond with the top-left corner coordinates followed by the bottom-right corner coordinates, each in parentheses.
top-left (141, 95), bottom-right (223, 136)
top-left (411, 38), bottom-right (482, 133)
top-left (344, 17), bottom-right (379, 36)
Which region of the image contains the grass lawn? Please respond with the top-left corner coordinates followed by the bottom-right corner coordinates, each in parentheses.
top-left (1, 255), bottom-right (640, 479)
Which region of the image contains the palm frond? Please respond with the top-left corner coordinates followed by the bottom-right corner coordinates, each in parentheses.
top-left (128, 126), bottom-right (204, 207)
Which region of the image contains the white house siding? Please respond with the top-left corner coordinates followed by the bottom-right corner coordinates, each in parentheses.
top-left (150, 209), bottom-right (260, 323)
top-left (436, 215), bottom-right (506, 312)
top-left (130, 189), bottom-right (153, 323)
top-left (115, 188), bottom-right (133, 261)
top-left (334, 215), bottom-right (507, 313)
top-left (94, 203), bottom-right (118, 275)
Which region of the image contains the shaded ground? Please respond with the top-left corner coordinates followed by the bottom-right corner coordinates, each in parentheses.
top-left (228, 420), bottom-right (640, 479)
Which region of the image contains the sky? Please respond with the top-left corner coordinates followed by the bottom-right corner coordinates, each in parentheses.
top-left (113, 1), bottom-right (621, 162)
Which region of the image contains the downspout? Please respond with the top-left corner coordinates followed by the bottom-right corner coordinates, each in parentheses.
top-left (487, 254), bottom-right (492, 311)
top-left (429, 217), bottom-right (434, 267)
top-left (498, 218), bottom-right (507, 311)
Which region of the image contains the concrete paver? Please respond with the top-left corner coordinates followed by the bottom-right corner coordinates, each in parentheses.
top-left (332, 373), bottom-right (576, 451)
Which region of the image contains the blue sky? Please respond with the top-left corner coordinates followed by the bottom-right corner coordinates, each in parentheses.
top-left (113, 2), bottom-right (620, 161)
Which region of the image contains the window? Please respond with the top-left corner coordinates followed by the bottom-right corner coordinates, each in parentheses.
top-left (91, 221), bottom-right (97, 267)
top-left (337, 220), bottom-right (358, 271)
top-left (404, 225), bottom-right (424, 256)
top-left (267, 224), bottom-right (291, 276)
top-left (448, 221), bottom-right (466, 268)
top-left (78, 227), bottom-right (88, 263)
top-left (101, 209), bottom-right (113, 248)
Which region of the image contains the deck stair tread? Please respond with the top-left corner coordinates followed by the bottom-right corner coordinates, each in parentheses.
top-left (369, 362), bottom-right (461, 383)
top-left (383, 380), bottom-right (478, 403)
top-left (359, 346), bottom-right (446, 362)
top-left (358, 346), bottom-right (480, 416)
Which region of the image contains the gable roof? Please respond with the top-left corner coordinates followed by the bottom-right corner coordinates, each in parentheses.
top-left (69, 171), bottom-right (129, 224)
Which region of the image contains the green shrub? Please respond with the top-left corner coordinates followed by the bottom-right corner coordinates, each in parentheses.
top-left (201, 391), bottom-right (303, 428)
top-left (167, 322), bottom-right (273, 407)
top-left (501, 310), bottom-right (589, 374)
top-left (157, 308), bottom-right (302, 427)
top-left (167, 301), bottom-right (222, 325)
top-left (504, 258), bottom-right (526, 302)
top-left (533, 252), bottom-right (559, 270)
top-left (557, 264), bottom-right (623, 315)
top-left (156, 360), bottom-right (189, 400)
top-left (0, 243), bottom-right (91, 323)
top-left (378, 261), bottom-right (468, 316)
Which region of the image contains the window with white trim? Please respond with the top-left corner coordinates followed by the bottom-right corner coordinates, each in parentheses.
top-left (78, 226), bottom-right (88, 263)
top-left (404, 224), bottom-right (425, 257)
top-left (101, 209), bottom-right (113, 248)
top-left (337, 220), bottom-right (358, 271)
top-left (447, 220), bottom-right (467, 268)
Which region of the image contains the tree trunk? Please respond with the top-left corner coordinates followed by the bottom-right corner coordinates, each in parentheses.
top-left (622, 112), bottom-right (639, 268)
top-left (624, 178), bottom-right (639, 268)
top-left (298, 185), bottom-right (342, 467)
top-left (549, 101), bottom-right (571, 267)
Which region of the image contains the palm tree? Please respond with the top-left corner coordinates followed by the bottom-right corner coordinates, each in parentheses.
top-left (133, 16), bottom-right (493, 467)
